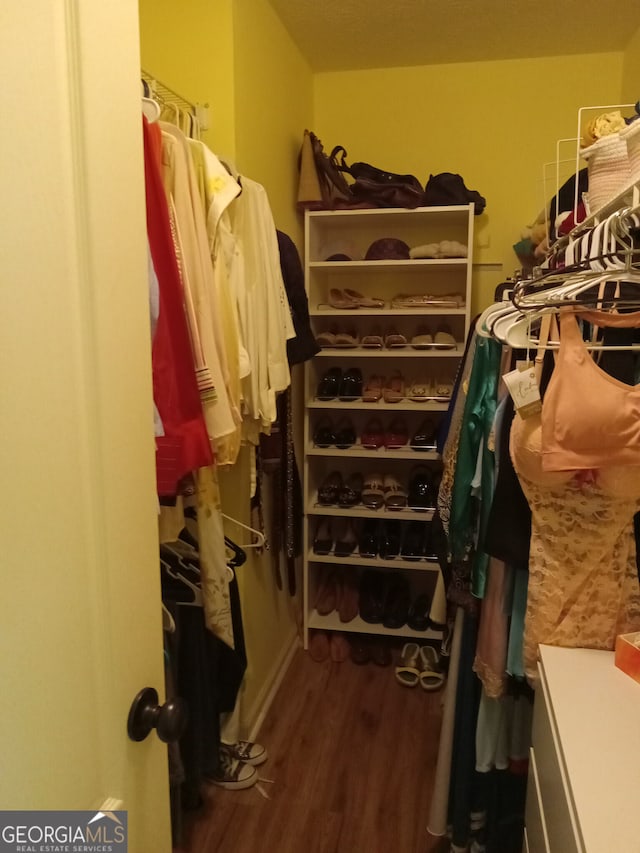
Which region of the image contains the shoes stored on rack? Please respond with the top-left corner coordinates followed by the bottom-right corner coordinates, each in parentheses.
top-left (361, 418), bottom-right (385, 449)
top-left (407, 593), bottom-right (432, 632)
top-left (334, 418), bottom-right (356, 449)
top-left (358, 518), bottom-right (381, 557)
top-left (411, 418), bottom-right (438, 451)
top-left (313, 517), bottom-right (334, 554)
top-left (338, 367), bottom-right (363, 401)
top-left (359, 569), bottom-right (388, 624)
top-left (408, 467), bottom-right (437, 511)
top-left (334, 518), bottom-right (358, 557)
top-left (378, 520), bottom-right (402, 559)
top-left (315, 327), bottom-right (360, 348)
top-left (382, 575), bottom-right (411, 629)
top-left (338, 472), bottom-right (363, 507)
top-left (318, 470), bottom-right (343, 505)
top-left (385, 417), bottom-right (409, 449)
top-left (401, 521), bottom-right (428, 560)
top-left (316, 367), bottom-right (342, 400)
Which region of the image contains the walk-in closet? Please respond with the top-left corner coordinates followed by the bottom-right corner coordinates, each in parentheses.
top-left (4, 2), bottom-right (640, 852)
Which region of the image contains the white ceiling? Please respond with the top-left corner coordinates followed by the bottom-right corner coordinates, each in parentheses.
top-left (269, 0), bottom-right (640, 72)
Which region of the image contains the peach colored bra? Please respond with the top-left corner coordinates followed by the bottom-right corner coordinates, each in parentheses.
top-left (540, 309), bottom-right (640, 472)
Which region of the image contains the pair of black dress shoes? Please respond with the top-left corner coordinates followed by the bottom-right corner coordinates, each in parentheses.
top-left (316, 367), bottom-right (363, 401)
top-left (359, 570), bottom-right (432, 631)
top-left (407, 467), bottom-right (440, 511)
top-left (313, 417), bottom-right (356, 449)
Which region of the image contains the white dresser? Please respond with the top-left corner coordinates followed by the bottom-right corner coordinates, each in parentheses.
top-left (525, 644), bottom-right (640, 852)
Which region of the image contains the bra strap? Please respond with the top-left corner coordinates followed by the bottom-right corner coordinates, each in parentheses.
top-left (535, 314), bottom-right (552, 384)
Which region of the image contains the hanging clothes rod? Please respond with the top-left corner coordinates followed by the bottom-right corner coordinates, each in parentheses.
top-left (141, 69), bottom-right (197, 112)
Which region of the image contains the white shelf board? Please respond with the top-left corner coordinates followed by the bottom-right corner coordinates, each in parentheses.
top-left (313, 346), bottom-right (463, 358)
top-left (306, 204), bottom-right (471, 220)
top-left (307, 550), bottom-right (440, 571)
top-left (308, 610), bottom-right (443, 640)
top-left (308, 505), bottom-right (434, 520)
top-left (307, 445), bottom-right (440, 460)
top-left (309, 259), bottom-right (467, 272)
top-left (308, 400), bottom-right (449, 412)
top-left (310, 307), bottom-right (467, 317)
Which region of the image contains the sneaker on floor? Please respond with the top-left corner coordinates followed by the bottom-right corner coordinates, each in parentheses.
top-left (222, 740), bottom-right (268, 767)
top-left (208, 745), bottom-right (258, 790)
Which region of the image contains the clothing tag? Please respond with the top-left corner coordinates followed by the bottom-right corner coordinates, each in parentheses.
top-left (503, 366), bottom-right (541, 419)
top-left (516, 360), bottom-right (533, 372)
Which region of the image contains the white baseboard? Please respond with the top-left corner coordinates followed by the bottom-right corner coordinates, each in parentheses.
top-left (247, 627), bottom-right (300, 742)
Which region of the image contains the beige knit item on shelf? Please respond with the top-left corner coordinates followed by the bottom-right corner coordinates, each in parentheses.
top-left (620, 121), bottom-right (640, 185)
top-left (580, 132), bottom-right (631, 214)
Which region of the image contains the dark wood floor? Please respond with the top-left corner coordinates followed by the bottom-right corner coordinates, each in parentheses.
top-left (179, 643), bottom-right (450, 853)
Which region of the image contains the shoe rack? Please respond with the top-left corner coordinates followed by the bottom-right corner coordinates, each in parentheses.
top-left (302, 205), bottom-right (474, 648)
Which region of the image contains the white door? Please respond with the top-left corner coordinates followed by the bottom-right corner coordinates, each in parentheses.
top-left (0, 2), bottom-right (171, 850)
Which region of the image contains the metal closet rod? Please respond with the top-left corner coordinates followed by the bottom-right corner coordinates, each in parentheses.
top-left (141, 69), bottom-right (196, 112)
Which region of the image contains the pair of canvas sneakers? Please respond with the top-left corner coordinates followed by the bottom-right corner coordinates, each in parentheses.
top-left (209, 740), bottom-right (268, 791)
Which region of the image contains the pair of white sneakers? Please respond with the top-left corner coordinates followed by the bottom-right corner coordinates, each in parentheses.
top-left (210, 740), bottom-right (268, 790)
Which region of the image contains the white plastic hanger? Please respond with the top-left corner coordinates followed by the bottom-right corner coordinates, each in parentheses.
top-left (142, 96), bottom-right (161, 123)
top-left (162, 603), bottom-right (176, 633)
top-left (221, 513), bottom-right (265, 549)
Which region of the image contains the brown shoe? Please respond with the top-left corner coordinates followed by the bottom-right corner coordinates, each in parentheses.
top-left (329, 632), bottom-right (350, 662)
top-left (349, 635), bottom-right (370, 665)
top-left (337, 569), bottom-right (359, 623)
top-left (308, 630), bottom-right (330, 662)
top-left (369, 638), bottom-right (392, 667)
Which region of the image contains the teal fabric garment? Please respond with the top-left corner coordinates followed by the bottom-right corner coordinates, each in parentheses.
top-left (506, 564), bottom-right (528, 679)
top-left (449, 336), bottom-right (501, 595)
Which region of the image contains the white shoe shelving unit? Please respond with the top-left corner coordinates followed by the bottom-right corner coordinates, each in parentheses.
top-left (302, 205), bottom-right (474, 648)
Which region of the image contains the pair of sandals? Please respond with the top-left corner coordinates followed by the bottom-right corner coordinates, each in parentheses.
top-left (360, 328), bottom-right (408, 349)
top-left (315, 327), bottom-right (359, 348)
top-left (407, 377), bottom-right (454, 402)
top-left (395, 642), bottom-right (445, 690)
top-left (362, 473), bottom-right (407, 510)
top-left (410, 324), bottom-right (457, 350)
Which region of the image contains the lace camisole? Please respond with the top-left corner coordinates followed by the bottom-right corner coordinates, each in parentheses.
top-left (510, 308), bottom-right (640, 681)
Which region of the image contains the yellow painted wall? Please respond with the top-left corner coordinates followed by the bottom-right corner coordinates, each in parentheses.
top-left (314, 52), bottom-right (624, 313)
top-left (138, 0), bottom-right (236, 157)
top-left (138, 0), bottom-right (312, 734)
top-left (232, 0), bottom-right (313, 244)
top-left (226, 0), bottom-right (313, 727)
top-left (622, 26), bottom-right (640, 102)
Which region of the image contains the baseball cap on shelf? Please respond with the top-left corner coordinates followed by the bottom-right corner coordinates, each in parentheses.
top-left (364, 237), bottom-right (411, 261)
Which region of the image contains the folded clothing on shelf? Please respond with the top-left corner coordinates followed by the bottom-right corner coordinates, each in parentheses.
top-left (391, 293), bottom-right (465, 308)
top-left (409, 240), bottom-right (468, 259)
